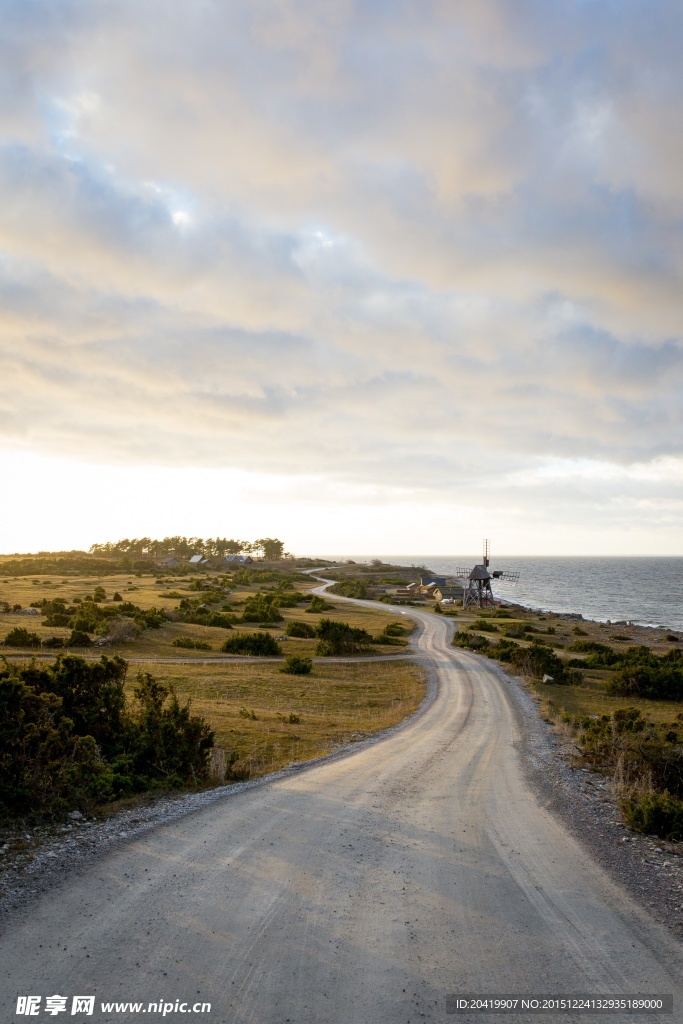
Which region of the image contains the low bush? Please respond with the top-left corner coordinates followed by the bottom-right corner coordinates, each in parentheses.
top-left (221, 632), bottom-right (282, 656)
top-left (606, 664), bottom-right (683, 701)
top-left (620, 791), bottom-right (683, 841)
top-left (3, 627), bottom-right (42, 648)
top-left (280, 655), bottom-right (313, 675)
top-left (285, 621), bottom-right (317, 639)
top-left (453, 631), bottom-right (491, 653)
top-left (314, 618), bottom-right (373, 656)
top-left (68, 630), bottom-right (92, 647)
top-left (471, 619), bottom-right (498, 632)
top-left (306, 595), bottom-right (334, 613)
top-left (240, 594), bottom-right (283, 623)
top-left (383, 622), bottom-right (408, 637)
top-left (329, 579), bottom-right (368, 599)
top-left (172, 637), bottom-right (212, 651)
top-left (374, 634), bottom-right (408, 646)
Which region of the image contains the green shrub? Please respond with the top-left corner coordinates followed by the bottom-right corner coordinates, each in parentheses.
top-left (374, 634), bottom-right (408, 646)
top-left (274, 591), bottom-right (307, 607)
top-left (42, 612), bottom-right (72, 627)
top-left (68, 630), bottom-right (92, 647)
top-left (620, 791), bottom-right (683, 841)
top-left (205, 613), bottom-right (234, 628)
top-left (471, 618), bottom-right (498, 632)
top-left (0, 656), bottom-right (215, 817)
top-left (221, 632), bottom-right (282, 656)
top-left (280, 656), bottom-right (313, 675)
top-left (240, 594), bottom-right (283, 623)
top-left (122, 673), bottom-right (214, 790)
top-left (285, 620), bottom-right (317, 638)
top-left (306, 595), bottom-right (333, 613)
top-left (3, 627), bottom-right (42, 648)
top-left (172, 637), bottom-right (212, 651)
top-left (42, 636), bottom-right (65, 648)
top-left (606, 665), bottom-right (683, 701)
top-left (502, 625), bottom-right (528, 639)
top-left (134, 607), bottom-right (168, 630)
top-left (329, 579), bottom-right (368, 599)
top-left (112, 592), bottom-right (123, 602)
top-left (314, 618), bottom-right (373, 656)
top-left (453, 631), bottom-right (491, 653)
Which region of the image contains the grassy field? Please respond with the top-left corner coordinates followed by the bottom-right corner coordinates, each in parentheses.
top-left (0, 571), bottom-right (414, 659)
top-left (453, 604), bottom-right (681, 657)
top-left (128, 658), bottom-right (426, 779)
top-left (529, 678), bottom-right (683, 727)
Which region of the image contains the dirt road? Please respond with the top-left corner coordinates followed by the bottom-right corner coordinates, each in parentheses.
top-left (1, 601), bottom-right (681, 1023)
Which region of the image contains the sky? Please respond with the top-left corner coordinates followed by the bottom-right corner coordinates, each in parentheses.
top-left (1, 0), bottom-right (682, 556)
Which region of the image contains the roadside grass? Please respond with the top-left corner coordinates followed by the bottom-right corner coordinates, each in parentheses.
top-left (455, 606), bottom-right (680, 658)
top-left (529, 679), bottom-right (683, 727)
top-left (129, 659), bottom-right (426, 779)
top-left (0, 572), bottom-right (414, 659)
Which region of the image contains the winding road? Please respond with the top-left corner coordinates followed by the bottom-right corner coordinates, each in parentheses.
top-left (1, 590), bottom-right (682, 1023)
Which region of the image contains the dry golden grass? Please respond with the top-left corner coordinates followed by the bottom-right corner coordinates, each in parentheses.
top-left (0, 572), bottom-right (413, 658)
top-left (128, 658), bottom-right (426, 779)
top-left (530, 678), bottom-right (683, 726)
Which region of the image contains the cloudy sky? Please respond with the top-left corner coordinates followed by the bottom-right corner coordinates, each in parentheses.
top-left (2, 0), bottom-right (682, 555)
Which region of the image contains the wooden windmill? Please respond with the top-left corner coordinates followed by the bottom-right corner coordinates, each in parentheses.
top-left (454, 540), bottom-right (520, 610)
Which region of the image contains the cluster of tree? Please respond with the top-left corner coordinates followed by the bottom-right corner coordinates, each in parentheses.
top-left (89, 536), bottom-right (288, 560)
top-left (564, 706), bottom-right (683, 840)
top-left (0, 656), bottom-right (214, 819)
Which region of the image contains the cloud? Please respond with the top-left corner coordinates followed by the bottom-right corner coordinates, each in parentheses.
top-left (0, 0), bottom-right (682, 549)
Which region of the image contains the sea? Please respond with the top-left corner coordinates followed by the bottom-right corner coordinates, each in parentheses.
top-left (329, 556), bottom-right (683, 632)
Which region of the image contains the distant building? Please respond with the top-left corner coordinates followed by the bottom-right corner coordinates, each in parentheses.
top-left (189, 554), bottom-right (209, 565)
top-left (433, 586), bottom-right (463, 602)
top-left (224, 554), bottom-right (253, 564)
top-left (420, 576), bottom-right (446, 587)
top-left (158, 557), bottom-right (180, 568)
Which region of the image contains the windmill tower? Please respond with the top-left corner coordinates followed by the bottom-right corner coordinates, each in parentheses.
top-left (454, 540), bottom-right (520, 610)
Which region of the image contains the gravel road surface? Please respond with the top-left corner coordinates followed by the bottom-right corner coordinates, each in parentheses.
top-left (1, 600), bottom-right (681, 1024)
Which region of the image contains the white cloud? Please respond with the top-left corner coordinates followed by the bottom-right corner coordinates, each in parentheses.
top-left (0, 0), bottom-right (682, 551)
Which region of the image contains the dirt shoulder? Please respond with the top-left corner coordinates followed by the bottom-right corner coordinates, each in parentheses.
top-left (497, 659), bottom-right (683, 940)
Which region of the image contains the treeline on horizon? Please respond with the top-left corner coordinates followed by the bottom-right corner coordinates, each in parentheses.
top-left (0, 537), bottom-right (289, 576)
top-left (89, 536), bottom-right (289, 560)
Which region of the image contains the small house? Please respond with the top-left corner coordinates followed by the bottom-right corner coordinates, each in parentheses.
top-left (189, 554), bottom-right (209, 566)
